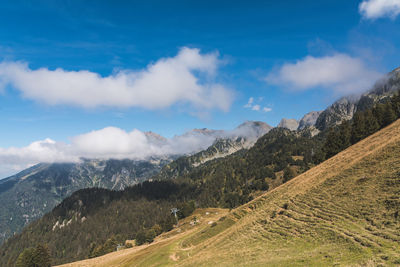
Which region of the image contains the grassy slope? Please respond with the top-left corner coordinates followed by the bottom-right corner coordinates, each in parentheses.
top-left (58, 120), bottom-right (400, 267)
top-left (57, 208), bottom-right (230, 267)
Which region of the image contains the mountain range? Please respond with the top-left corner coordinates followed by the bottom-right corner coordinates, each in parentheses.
top-left (0, 120), bottom-right (271, 244)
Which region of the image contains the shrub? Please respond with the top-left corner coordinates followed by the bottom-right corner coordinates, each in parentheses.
top-left (135, 230), bottom-right (147, 246)
top-left (145, 229), bottom-right (157, 243)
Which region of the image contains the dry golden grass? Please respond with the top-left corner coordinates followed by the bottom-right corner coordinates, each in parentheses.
top-left (56, 208), bottom-right (229, 267)
top-left (58, 120), bottom-right (400, 266)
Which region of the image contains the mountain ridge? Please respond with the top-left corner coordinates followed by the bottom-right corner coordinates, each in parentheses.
top-left (315, 67), bottom-right (400, 131)
top-left (275, 67), bottom-right (400, 133)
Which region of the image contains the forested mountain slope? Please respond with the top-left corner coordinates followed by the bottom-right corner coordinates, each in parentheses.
top-left (0, 158), bottom-right (172, 244)
top-left (62, 118), bottom-right (400, 266)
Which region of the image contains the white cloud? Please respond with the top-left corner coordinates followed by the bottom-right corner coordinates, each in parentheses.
top-left (266, 54), bottom-right (382, 94)
top-left (359, 0), bottom-right (400, 19)
top-left (0, 47), bottom-right (234, 112)
top-left (0, 122), bottom-right (270, 177)
top-left (243, 97), bottom-right (254, 108)
top-left (244, 97), bottom-right (272, 113)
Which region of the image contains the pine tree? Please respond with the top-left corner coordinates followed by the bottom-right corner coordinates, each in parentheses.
top-left (323, 128), bottom-right (342, 158)
top-left (391, 93), bottom-right (400, 116)
top-left (351, 112), bottom-right (366, 144)
top-left (16, 245), bottom-right (51, 267)
top-left (363, 110), bottom-right (380, 136)
top-left (373, 103), bottom-right (385, 127)
top-left (16, 248), bottom-right (35, 267)
top-left (32, 244), bottom-right (51, 267)
top-left (338, 120), bottom-right (351, 149)
top-left (382, 103), bottom-right (396, 126)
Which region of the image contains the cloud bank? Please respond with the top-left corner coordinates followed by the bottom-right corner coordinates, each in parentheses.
top-left (0, 122), bottom-right (268, 178)
top-left (0, 47), bottom-right (233, 112)
top-left (266, 54), bottom-right (382, 94)
top-left (359, 0), bottom-right (400, 19)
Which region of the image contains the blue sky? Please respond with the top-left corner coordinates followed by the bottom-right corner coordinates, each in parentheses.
top-left (0, 0), bottom-right (400, 177)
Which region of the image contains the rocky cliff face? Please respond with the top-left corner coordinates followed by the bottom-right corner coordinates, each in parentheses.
top-left (315, 97), bottom-right (358, 131)
top-left (277, 118), bottom-right (299, 131)
top-left (189, 122), bottom-right (274, 166)
top-left (298, 111), bottom-right (322, 130)
top-left (315, 67), bottom-right (400, 131)
top-left (153, 121), bottom-right (273, 180)
top-left (277, 112), bottom-right (322, 132)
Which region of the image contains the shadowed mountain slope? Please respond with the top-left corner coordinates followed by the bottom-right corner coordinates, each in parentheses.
top-left (0, 158), bottom-right (173, 244)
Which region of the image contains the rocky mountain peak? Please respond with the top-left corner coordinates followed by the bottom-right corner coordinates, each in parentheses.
top-left (277, 118), bottom-right (299, 131)
top-left (315, 97), bottom-right (357, 131)
top-left (391, 66), bottom-right (400, 74)
top-left (315, 66), bottom-right (400, 131)
top-left (234, 121), bottom-right (273, 139)
top-left (298, 111), bottom-right (322, 130)
top-left (144, 131), bottom-right (167, 142)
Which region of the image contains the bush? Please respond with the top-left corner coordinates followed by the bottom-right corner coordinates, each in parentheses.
top-left (161, 215), bottom-right (175, 232)
top-left (135, 230), bottom-right (147, 246)
top-left (177, 200), bottom-right (196, 219)
top-left (145, 229), bottom-right (157, 243)
top-left (151, 224), bottom-right (163, 236)
top-left (283, 167), bottom-right (296, 182)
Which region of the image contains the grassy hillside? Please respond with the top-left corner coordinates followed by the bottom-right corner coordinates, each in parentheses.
top-left (61, 119), bottom-right (400, 266)
top-left (57, 208), bottom-right (229, 267)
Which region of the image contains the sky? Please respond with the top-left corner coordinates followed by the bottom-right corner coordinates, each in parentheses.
top-left (0, 0), bottom-right (400, 178)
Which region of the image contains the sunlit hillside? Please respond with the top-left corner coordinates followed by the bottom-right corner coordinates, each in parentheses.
top-left (60, 119), bottom-right (400, 266)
